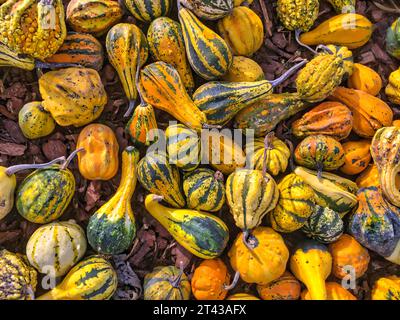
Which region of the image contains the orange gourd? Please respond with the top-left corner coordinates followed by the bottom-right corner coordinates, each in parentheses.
top-left (256, 271), bottom-right (301, 300)
top-left (301, 282), bottom-right (357, 300)
top-left (340, 140), bottom-right (371, 175)
top-left (347, 63), bottom-right (382, 96)
top-left (356, 165), bottom-right (380, 188)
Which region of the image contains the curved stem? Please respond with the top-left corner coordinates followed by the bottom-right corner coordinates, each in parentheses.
top-left (170, 261), bottom-right (184, 288)
top-left (315, 44), bottom-right (334, 55)
top-left (124, 100), bottom-right (136, 118)
top-left (242, 230), bottom-right (258, 251)
top-left (223, 271), bottom-right (240, 291)
top-left (5, 156), bottom-right (66, 176)
top-left (295, 29), bottom-right (318, 54)
top-left (152, 194), bottom-right (164, 202)
top-left (61, 148), bottom-right (84, 170)
top-left (262, 132), bottom-right (275, 180)
top-left (270, 59), bottom-right (307, 87)
top-left (284, 139), bottom-right (295, 172)
top-left (177, 0), bottom-right (183, 11)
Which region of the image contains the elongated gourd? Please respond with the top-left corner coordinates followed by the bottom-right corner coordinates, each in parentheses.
top-left (348, 63), bottom-right (382, 96)
top-left (0, 42), bottom-right (35, 70)
top-left (181, 0), bottom-right (233, 20)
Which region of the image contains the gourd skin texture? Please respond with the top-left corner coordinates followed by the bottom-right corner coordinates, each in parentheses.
top-left (348, 63), bottom-right (382, 96)
top-left (26, 220), bottom-right (87, 277)
top-left (0, 166), bottom-right (16, 220)
top-left (385, 68), bottom-right (400, 104)
top-left (0, 41), bottom-right (35, 70)
top-left (227, 293), bottom-right (260, 300)
top-left (124, 0), bottom-right (171, 23)
top-left (356, 164), bottom-right (380, 188)
top-left (222, 56), bottom-right (265, 82)
top-left (386, 18), bottom-right (400, 60)
top-left (126, 103), bottom-right (158, 147)
top-left (0, 249), bottom-right (37, 300)
top-left (256, 271), bottom-right (301, 300)
top-left (180, 0), bottom-right (233, 20)
top-left (371, 276), bottom-right (400, 300)
top-left (327, 0), bottom-right (355, 13)
top-left (302, 282), bottom-right (357, 300)
top-left (77, 124), bottom-right (119, 181)
top-left (37, 256), bottom-right (117, 300)
top-left (277, 0), bottom-right (319, 32)
top-left (340, 140), bottom-right (371, 175)
top-left (145, 194), bottom-right (229, 259)
top-left (18, 101), bottom-right (56, 140)
top-left (87, 147), bottom-right (139, 255)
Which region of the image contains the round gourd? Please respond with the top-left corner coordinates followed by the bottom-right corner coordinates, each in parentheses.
top-left (371, 276), bottom-right (400, 300)
top-left (256, 271), bottom-right (301, 300)
top-left (348, 63), bottom-right (382, 96)
top-left (222, 56), bottom-right (265, 82)
top-left (301, 282), bottom-right (357, 300)
top-left (386, 18), bottom-right (400, 60)
top-left (340, 140), bottom-right (371, 175)
top-left (385, 68), bottom-right (400, 104)
top-left (226, 293), bottom-right (260, 300)
top-left (124, 0), bottom-right (171, 23)
top-left (126, 103), bottom-right (158, 147)
top-left (277, 0), bottom-right (319, 32)
top-left (26, 220), bottom-right (87, 277)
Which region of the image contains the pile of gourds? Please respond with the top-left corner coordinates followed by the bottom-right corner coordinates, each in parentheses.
top-left (1, 0), bottom-right (400, 301)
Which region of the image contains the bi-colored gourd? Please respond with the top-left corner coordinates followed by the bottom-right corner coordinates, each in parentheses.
top-left (145, 194), bottom-right (229, 259)
top-left (386, 18), bottom-right (400, 60)
top-left (0, 41), bottom-right (35, 70)
top-left (124, 0), bottom-right (171, 23)
top-left (256, 271), bottom-right (301, 300)
top-left (87, 146), bottom-right (139, 255)
top-left (277, 0), bottom-right (319, 32)
top-left (327, 0), bottom-right (356, 13)
top-left (180, 0), bottom-right (233, 20)
top-left (222, 56), bottom-right (265, 82)
top-left (385, 68), bottom-right (400, 104)
top-left (340, 140), bottom-right (371, 175)
top-left (126, 102), bottom-right (158, 147)
top-left (301, 282), bottom-right (357, 300)
top-left (348, 63), bottom-right (382, 96)
top-left (371, 276), bottom-right (400, 300)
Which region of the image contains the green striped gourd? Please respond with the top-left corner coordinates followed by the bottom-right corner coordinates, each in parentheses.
top-left (0, 41), bottom-right (35, 70)
top-left (145, 194), bottom-right (229, 259)
top-left (26, 220), bottom-right (87, 277)
top-left (126, 103), bottom-right (158, 147)
top-left (180, 0), bottom-right (233, 20)
top-left (37, 256), bottom-right (117, 300)
top-left (124, 0), bottom-right (171, 23)
top-left (137, 152), bottom-right (185, 208)
top-left (183, 168), bottom-right (225, 212)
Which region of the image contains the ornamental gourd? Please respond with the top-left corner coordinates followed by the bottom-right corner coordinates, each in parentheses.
top-left (327, 0), bottom-right (356, 13)
top-left (340, 140), bottom-right (371, 175)
top-left (87, 146), bottom-right (139, 255)
top-left (124, 0), bottom-right (171, 23)
top-left (126, 103), bottom-right (158, 147)
top-left (180, 0), bottom-right (233, 20)
top-left (386, 18), bottom-right (400, 60)
top-left (371, 276), bottom-right (400, 300)
top-left (227, 293), bottom-right (260, 300)
top-left (277, 0), bottom-right (319, 32)
top-left (302, 282), bottom-right (357, 300)
top-left (145, 194), bottom-right (229, 259)
top-left (356, 164), bottom-right (380, 188)
top-left (348, 63), bottom-right (382, 96)
top-left (256, 271), bottom-right (301, 300)
top-left (0, 41), bottom-right (35, 70)
top-left (222, 56), bottom-right (265, 82)
top-left (385, 68), bottom-right (400, 104)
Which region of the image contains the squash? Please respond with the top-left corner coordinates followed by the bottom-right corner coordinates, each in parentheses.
top-left (371, 276), bottom-right (400, 300)
top-left (356, 165), bottom-right (379, 188)
top-left (222, 56), bottom-right (265, 82)
top-left (348, 63), bottom-right (382, 96)
top-left (0, 41), bottom-right (35, 70)
top-left (66, 0), bottom-right (123, 36)
top-left (183, 168), bottom-right (225, 213)
top-left (26, 220), bottom-right (87, 277)
top-left (37, 256), bottom-right (117, 300)
top-left (228, 226), bottom-right (289, 285)
top-left (301, 205), bottom-right (344, 243)
top-left (327, 0), bottom-right (356, 13)
top-left (386, 18), bottom-right (400, 60)
top-left (191, 258), bottom-right (230, 300)
top-left (291, 102), bottom-right (353, 141)
top-left (226, 169), bottom-right (279, 230)
top-left (166, 124), bottom-right (201, 171)
top-left (217, 6), bottom-right (264, 57)
top-left (302, 282), bottom-right (357, 300)
top-left (299, 13), bottom-right (373, 49)
top-left (137, 152), bottom-right (185, 208)
top-left (385, 68), bottom-right (400, 104)
top-left (126, 102), bottom-right (158, 147)
top-left (290, 240), bottom-right (332, 300)
top-left (144, 265), bottom-right (191, 300)
top-left (329, 87), bottom-right (393, 138)
top-left (145, 194), bottom-right (229, 259)
top-left (234, 0), bottom-right (253, 5)
top-left (179, 7), bottom-right (232, 80)
top-left (18, 101), bottom-right (56, 140)
top-left (348, 186), bottom-right (400, 265)
top-left (39, 67), bottom-right (107, 127)
top-left (340, 140), bottom-right (371, 175)
top-left (226, 293), bottom-right (260, 300)
top-left (180, 0), bottom-right (233, 20)
top-left (329, 234), bottom-right (370, 279)
top-left (147, 17), bottom-right (194, 92)
top-left (76, 123), bottom-right (119, 181)
top-left (124, 0), bottom-right (171, 23)
top-left (87, 146), bottom-right (139, 255)
top-left (256, 271), bottom-right (301, 300)
top-left (270, 173), bottom-right (315, 233)
top-left (277, 0), bottom-right (319, 32)
top-left (139, 61), bottom-right (207, 131)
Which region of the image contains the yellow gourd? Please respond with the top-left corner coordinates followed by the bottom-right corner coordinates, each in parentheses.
top-left (18, 102), bottom-right (56, 139)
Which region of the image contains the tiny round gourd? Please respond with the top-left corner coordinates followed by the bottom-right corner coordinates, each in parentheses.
top-left (340, 140), bottom-right (371, 175)
top-left (301, 282), bottom-right (357, 300)
top-left (18, 102), bottom-right (56, 140)
top-left (371, 276), bottom-right (400, 300)
top-left (256, 271), bottom-right (301, 300)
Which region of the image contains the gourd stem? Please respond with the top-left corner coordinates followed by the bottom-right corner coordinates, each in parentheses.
top-left (270, 59), bottom-right (307, 87)
top-left (316, 162), bottom-right (323, 180)
top-left (242, 230), bottom-right (258, 251)
top-left (152, 194), bottom-right (164, 202)
top-left (284, 139), bottom-right (295, 172)
top-left (295, 29), bottom-right (318, 54)
top-left (316, 45), bottom-right (334, 55)
top-left (61, 148), bottom-right (84, 170)
top-left (5, 156), bottom-right (66, 176)
top-left (262, 132), bottom-right (275, 180)
top-left (170, 261), bottom-right (184, 288)
top-left (27, 286), bottom-right (35, 300)
top-left (124, 100), bottom-right (136, 118)
top-left (35, 61), bottom-right (82, 70)
top-left (214, 170), bottom-right (224, 182)
top-left (177, 0), bottom-right (182, 11)
top-left (223, 271), bottom-right (240, 291)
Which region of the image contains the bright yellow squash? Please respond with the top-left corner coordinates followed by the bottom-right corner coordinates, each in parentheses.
top-left (18, 101), bottom-right (56, 139)
top-left (222, 56), bottom-right (265, 82)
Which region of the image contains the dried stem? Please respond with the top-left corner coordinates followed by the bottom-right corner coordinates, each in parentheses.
top-left (5, 156), bottom-right (66, 176)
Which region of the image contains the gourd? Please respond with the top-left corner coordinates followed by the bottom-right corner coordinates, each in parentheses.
top-left (234, 0), bottom-right (253, 5)
top-left (217, 6), bottom-right (264, 57)
top-left (0, 41), bottom-right (35, 70)
top-left (386, 18), bottom-right (400, 60)
top-left (385, 68), bottom-right (400, 104)
top-left (226, 293), bottom-right (260, 300)
top-left (294, 166), bottom-right (358, 217)
top-left (329, 87), bottom-right (393, 138)
top-left (323, 45), bottom-right (354, 76)
top-left (180, 0), bottom-right (233, 20)
top-left (0, 0), bottom-right (66, 60)
top-left (76, 124), bottom-right (119, 181)
top-left (329, 234), bottom-right (370, 279)
top-left (340, 140), bottom-right (371, 175)
top-left (277, 0), bottom-right (319, 32)
top-left (18, 101), bottom-right (56, 139)
top-left (226, 169), bottom-right (279, 231)
top-left (126, 103), bottom-right (158, 147)
top-left (228, 226), bottom-right (289, 285)
top-left (270, 173), bottom-right (315, 233)
top-left (39, 67), bottom-right (107, 127)
top-left (66, 0), bottom-right (123, 36)
top-left (124, 0), bottom-right (171, 23)
top-left (348, 186), bottom-right (400, 265)
top-left (139, 61), bottom-right (207, 131)
top-left (0, 249), bottom-right (37, 300)
top-left (290, 240), bottom-right (332, 300)
top-left (327, 0), bottom-right (356, 13)
top-left (356, 165), bottom-right (380, 188)
top-left (371, 276), bottom-right (400, 300)
top-left (178, 7), bottom-right (232, 80)
top-left (37, 256), bottom-right (117, 300)
top-left (291, 102), bottom-right (353, 141)
top-left (183, 168), bottom-right (225, 213)
top-left (145, 194), bottom-right (229, 259)
top-left (302, 282), bottom-right (357, 300)
top-left (299, 13), bottom-right (373, 49)
top-left (144, 266), bottom-right (190, 300)
top-left (191, 259), bottom-right (230, 300)
top-left (147, 17), bottom-right (194, 92)
top-left (348, 63), bottom-right (382, 96)
top-left (301, 205), bottom-right (344, 243)
top-left (222, 56), bottom-right (265, 82)
top-left (26, 220), bottom-right (87, 277)
top-left (137, 152), bottom-right (185, 208)
top-left (256, 271), bottom-right (301, 300)
top-left (87, 146), bottom-right (139, 255)
top-left (166, 124), bottom-right (201, 171)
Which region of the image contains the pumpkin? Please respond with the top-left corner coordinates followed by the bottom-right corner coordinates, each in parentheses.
top-left (0, 249), bottom-right (37, 300)
top-left (226, 169), bottom-right (279, 230)
top-left (327, 0), bottom-right (356, 13)
top-left (385, 68), bottom-right (400, 104)
top-left (37, 256), bottom-right (117, 300)
top-left (191, 259), bottom-right (230, 300)
top-left (291, 102), bottom-right (353, 141)
top-left (180, 0), bottom-right (233, 20)
top-left (329, 234), bottom-right (370, 279)
top-left (226, 293), bottom-right (260, 300)
top-left (228, 227), bottom-right (289, 285)
top-left (256, 271), bottom-right (301, 300)
top-left (356, 164), bottom-right (380, 188)
top-left (340, 140), bottom-right (371, 175)
top-left (386, 18), bottom-right (400, 60)
top-left (87, 146), bottom-right (139, 255)
top-left (126, 102), bottom-right (158, 147)
top-left (183, 168), bottom-right (225, 213)
top-left (26, 220), bottom-right (87, 277)
top-left (124, 0), bottom-right (171, 23)
top-left (277, 0), bottom-right (319, 32)
top-left (222, 56), bottom-right (264, 82)
top-left (270, 173), bottom-right (315, 233)
top-left (301, 282), bottom-right (357, 300)
top-left (348, 63), bottom-right (382, 96)
top-left (371, 276), bottom-right (400, 300)
top-left (145, 194), bottom-right (229, 259)
top-left (76, 123), bottom-right (119, 181)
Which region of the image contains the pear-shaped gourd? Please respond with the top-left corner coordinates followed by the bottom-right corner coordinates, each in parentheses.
top-left (181, 0), bottom-right (233, 20)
